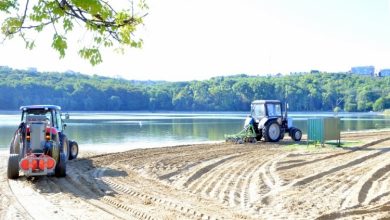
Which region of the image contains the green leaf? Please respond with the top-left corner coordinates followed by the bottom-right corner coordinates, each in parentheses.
top-left (63, 18), bottom-right (73, 32)
top-left (51, 34), bottom-right (67, 58)
top-left (35, 24), bottom-right (44, 32)
top-left (1, 17), bottom-right (22, 36)
top-left (0, 0), bottom-right (17, 13)
top-left (78, 48), bottom-right (102, 65)
top-left (25, 41), bottom-right (35, 50)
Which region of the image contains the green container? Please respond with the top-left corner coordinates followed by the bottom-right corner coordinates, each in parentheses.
top-left (307, 117), bottom-right (340, 145)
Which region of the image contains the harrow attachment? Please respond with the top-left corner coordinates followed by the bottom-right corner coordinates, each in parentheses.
top-left (225, 124), bottom-right (257, 144)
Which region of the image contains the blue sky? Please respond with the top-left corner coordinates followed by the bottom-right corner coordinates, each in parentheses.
top-left (0, 0), bottom-right (390, 81)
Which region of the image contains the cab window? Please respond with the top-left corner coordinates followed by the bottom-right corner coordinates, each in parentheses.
top-left (55, 111), bottom-right (62, 131)
top-left (22, 109), bottom-right (53, 125)
top-left (252, 104), bottom-right (265, 118)
top-left (266, 104), bottom-right (282, 117)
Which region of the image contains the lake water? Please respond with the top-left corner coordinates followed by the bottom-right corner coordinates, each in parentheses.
top-left (0, 111), bottom-right (389, 151)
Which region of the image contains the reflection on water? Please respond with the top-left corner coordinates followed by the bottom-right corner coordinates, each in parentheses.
top-left (0, 111), bottom-right (389, 151)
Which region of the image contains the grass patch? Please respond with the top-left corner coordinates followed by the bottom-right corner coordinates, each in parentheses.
top-left (284, 140), bottom-right (364, 151)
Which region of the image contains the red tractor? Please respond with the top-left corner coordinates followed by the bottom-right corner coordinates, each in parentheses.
top-left (7, 105), bottom-right (79, 179)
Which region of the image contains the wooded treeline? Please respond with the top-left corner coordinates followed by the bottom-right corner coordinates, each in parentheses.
top-left (0, 66), bottom-right (389, 112)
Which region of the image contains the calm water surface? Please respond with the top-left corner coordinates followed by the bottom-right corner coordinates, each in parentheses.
top-left (0, 111), bottom-right (389, 151)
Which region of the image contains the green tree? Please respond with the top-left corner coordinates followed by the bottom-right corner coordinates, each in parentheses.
top-left (373, 96), bottom-right (390, 111)
top-left (0, 0), bottom-right (148, 65)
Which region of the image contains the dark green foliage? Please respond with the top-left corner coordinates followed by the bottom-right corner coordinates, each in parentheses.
top-left (1, 1), bottom-right (147, 65)
top-left (0, 66), bottom-right (389, 112)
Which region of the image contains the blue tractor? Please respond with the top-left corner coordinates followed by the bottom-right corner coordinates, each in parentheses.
top-left (249, 100), bottom-right (302, 142)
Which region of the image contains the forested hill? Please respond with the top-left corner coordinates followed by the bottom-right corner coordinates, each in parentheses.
top-left (0, 66), bottom-right (389, 112)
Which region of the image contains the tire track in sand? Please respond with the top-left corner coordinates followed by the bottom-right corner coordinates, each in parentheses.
top-left (94, 168), bottom-right (221, 220)
top-left (7, 178), bottom-right (77, 220)
top-left (182, 154), bottom-right (240, 189)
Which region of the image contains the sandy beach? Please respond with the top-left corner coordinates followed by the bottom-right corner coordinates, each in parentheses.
top-left (1, 130), bottom-right (390, 219)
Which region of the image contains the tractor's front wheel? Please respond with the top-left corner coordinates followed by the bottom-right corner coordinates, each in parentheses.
top-left (7, 154), bottom-right (19, 179)
top-left (263, 122), bottom-right (281, 142)
top-left (290, 128), bottom-right (302, 141)
top-left (69, 141), bottom-right (79, 160)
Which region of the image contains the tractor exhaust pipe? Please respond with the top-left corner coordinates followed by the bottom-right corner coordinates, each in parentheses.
top-left (285, 102), bottom-right (288, 119)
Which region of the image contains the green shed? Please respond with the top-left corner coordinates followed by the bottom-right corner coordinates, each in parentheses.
top-left (307, 117), bottom-right (340, 146)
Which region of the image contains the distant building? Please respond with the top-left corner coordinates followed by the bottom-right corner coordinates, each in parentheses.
top-left (378, 69), bottom-right (390, 77)
top-left (310, 70), bottom-right (320, 74)
top-left (350, 66), bottom-right (375, 76)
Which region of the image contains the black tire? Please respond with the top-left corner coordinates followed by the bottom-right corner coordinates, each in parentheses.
top-left (9, 133), bottom-right (21, 154)
top-left (51, 143), bottom-right (60, 163)
top-left (69, 141), bottom-right (79, 160)
top-left (7, 154), bottom-right (19, 179)
top-left (55, 153), bottom-right (67, 177)
top-left (262, 121), bottom-right (281, 142)
top-left (291, 128), bottom-right (302, 141)
top-left (60, 134), bottom-right (70, 161)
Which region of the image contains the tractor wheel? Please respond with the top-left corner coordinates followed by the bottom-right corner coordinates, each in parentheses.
top-left (9, 133), bottom-right (21, 154)
top-left (50, 143), bottom-right (60, 163)
top-left (55, 153), bottom-right (67, 177)
top-left (262, 122), bottom-right (281, 142)
top-left (68, 141), bottom-right (79, 160)
top-left (7, 154), bottom-right (19, 179)
top-left (291, 128), bottom-right (302, 141)
top-left (61, 135), bottom-right (70, 161)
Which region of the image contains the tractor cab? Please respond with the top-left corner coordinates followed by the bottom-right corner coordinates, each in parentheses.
top-left (251, 100), bottom-right (283, 120)
top-left (21, 105), bottom-right (65, 133)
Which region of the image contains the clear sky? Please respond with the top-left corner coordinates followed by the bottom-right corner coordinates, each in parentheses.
top-left (1, 0), bottom-right (390, 81)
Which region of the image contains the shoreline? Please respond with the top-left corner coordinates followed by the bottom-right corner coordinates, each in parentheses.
top-left (1, 128), bottom-right (389, 155)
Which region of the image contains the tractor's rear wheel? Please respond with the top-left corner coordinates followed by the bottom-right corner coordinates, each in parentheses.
top-left (69, 141), bottom-right (79, 160)
top-left (55, 153), bottom-right (67, 177)
top-left (9, 133), bottom-right (21, 154)
top-left (291, 128), bottom-right (302, 141)
top-left (263, 122), bottom-right (281, 142)
top-left (7, 154), bottom-right (19, 179)
top-left (61, 135), bottom-right (70, 161)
